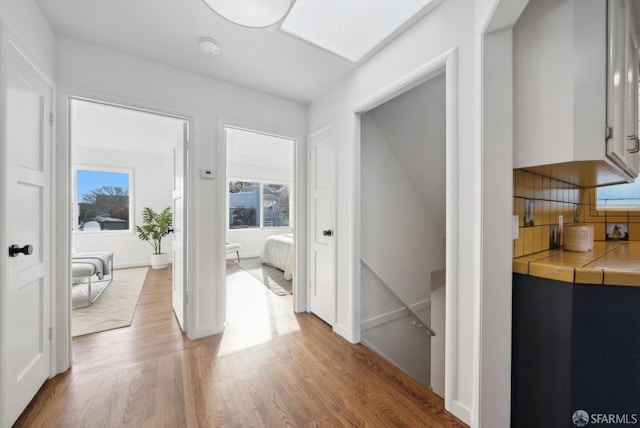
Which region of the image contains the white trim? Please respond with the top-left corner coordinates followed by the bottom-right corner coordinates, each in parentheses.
top-left (351, 46), bottom-right (459, 413)
top-left (190, 324), bottom-right (225, 340)
top-left (451, 400), bottom-right (471, 426)
top-left (475, 1), bottom-right (530, 426)
top-left (332, 323), bottom-right (352, 340)
top-left (112, 261), bottom-right (151, 269)
top-left (360, 299), bottom-right (431, 331)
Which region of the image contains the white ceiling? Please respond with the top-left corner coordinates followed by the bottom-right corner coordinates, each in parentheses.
top-left (35, 0), bottom-right (359, 103)
top-left (71, 99), bottom-right (185, 154)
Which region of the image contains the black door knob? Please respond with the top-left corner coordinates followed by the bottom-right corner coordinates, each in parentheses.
top-left (167, 228), bottom-right (175, 234)
top-left (9, 244), bottom-right (33, 257)
top-left (322, 230), bottom-right (333, 237)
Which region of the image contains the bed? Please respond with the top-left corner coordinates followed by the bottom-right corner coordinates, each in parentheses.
top-left (260, 233), bottom-right (294, 280)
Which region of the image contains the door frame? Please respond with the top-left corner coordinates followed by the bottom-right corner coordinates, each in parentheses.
top-left (218, 118), bottom-right (303, 318)
top-left (54, 89), bottom-right (194, 371)
top-left (351, 47), bottom-right (459, 411)
top-left (476, 1), bottom-right (529, 425)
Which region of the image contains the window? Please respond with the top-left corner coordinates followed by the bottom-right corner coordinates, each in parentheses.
top-left (597, 180), bottom-right (640, 209)
top-left (74, 168), bottom-right (132, 232)
top-left (229, 181), bottom-right (260, 229)
top-left (263, 184), bottom-right (289, 227)
top-left (228, 180), bottom-right (291, 229)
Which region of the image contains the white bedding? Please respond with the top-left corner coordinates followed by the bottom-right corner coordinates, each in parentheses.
top-left (260, 233), bottom-right (294, 280)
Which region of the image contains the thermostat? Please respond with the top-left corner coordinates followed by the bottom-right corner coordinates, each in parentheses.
top-left (200, 169), bottom-right (215, 179)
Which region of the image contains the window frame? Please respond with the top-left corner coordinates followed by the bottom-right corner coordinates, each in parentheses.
top-left (227, 178), bottom-right (292, 230)
top-left (73, 165), bottom-right (135, 235)
top-left (595, 180), bottom-right (640, 211)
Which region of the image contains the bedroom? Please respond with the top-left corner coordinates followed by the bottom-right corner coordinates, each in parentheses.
top-left (225, 126), bottom-right (296, 314)
top-left (70, 98), bottom-right (186, 334)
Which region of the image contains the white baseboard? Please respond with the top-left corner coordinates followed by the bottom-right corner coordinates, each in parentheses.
top-left (333, 323), bottom-right (357, 343)
top-left (451, 400), bottom-right (471, 425)
top-left (361, 299), bottom-right (431, 331)
top-left (114, 261), bottom-right (152, 269)
top-left (189, 324), bottom-right (224, 340)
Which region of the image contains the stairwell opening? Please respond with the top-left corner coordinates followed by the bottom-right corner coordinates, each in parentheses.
top-left (358, 72), bottom-right (447, 396)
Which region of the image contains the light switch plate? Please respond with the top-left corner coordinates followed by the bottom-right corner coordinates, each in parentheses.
top-left (512, 215), bottom-right (519, 239)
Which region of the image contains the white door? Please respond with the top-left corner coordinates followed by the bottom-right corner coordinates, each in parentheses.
top-left (308, 126), bottom-right (336, 325)
top-left (172, 123), bottom-right (188, 331)
top-left (0, 34), bottom-right (53, 426)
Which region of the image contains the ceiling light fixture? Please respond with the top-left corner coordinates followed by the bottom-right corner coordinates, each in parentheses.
top-left (199, 38), bottom-right (221, 55)
top-left (201, 0), bottom-right (292, 28)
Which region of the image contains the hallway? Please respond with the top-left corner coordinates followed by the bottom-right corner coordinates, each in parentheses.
top-left (14, 265), bottom-right (465, 427)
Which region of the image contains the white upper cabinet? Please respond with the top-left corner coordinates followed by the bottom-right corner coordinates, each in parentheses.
top-left (623, 8), bottom-right (639, 178)
top-left (514, 0), bottom-right (639, 187)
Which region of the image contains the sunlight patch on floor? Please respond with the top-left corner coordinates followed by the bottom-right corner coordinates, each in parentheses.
top-left (219, 261), bottom-right (300, 356)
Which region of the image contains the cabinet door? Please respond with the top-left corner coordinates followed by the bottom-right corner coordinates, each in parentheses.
top-left (625, 10), bottom-right (639, 178)
top-left (606, 0), bottom-right (629, 170)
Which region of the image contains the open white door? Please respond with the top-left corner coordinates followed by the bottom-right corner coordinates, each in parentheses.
top-left (0, 33), bottom-right (53, 426)
top-left (308, 126), bottom-right (336, 325)
top-left (172, 123), bottom-right (188, 332)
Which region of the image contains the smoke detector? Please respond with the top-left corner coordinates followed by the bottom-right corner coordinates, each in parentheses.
top-left (199, 38), bottom-right (221, 55)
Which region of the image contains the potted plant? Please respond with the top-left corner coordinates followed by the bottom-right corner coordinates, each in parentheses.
top-left (135, 207), bottom-right (172, 269)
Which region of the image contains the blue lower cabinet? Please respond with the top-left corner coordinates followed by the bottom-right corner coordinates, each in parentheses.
top-left (512, 273), bottom-right (640, 428)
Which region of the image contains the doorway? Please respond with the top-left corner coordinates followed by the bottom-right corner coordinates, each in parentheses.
top-left (223, 126), bottom-right (297, 351)
top-left (359, 72), bottom-right (446, 391)
top-left (68, 98), bottom-right (189, 337)
top-left (353, 48), bottom-right (458, 410)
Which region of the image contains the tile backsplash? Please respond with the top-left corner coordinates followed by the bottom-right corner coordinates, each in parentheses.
top-left (581, 188), bottom-right (640, 242)
top-left (513, 170), bottom-right (640, 258)
top-left (513, 170), bottom-right (580, 257)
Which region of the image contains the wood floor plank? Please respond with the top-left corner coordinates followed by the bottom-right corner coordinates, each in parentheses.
top-left (14, 264), bottom-right (468, 428)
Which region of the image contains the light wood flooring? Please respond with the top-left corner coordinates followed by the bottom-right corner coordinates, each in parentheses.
top-left (14, 263), bottom-right (467, 427)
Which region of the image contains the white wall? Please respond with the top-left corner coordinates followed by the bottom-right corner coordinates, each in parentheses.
top-left (370, 73), bottom-right (447, 229)
top-left (360, 112), bottom-right (444, 306)
top-left (55, 35), bottom-right (308, 339)
top-left (0, 0), bottom-right (56, 78)
top-left (308, 0), bottom-right (476, 422)
top-left (476, 1), bottom-right (530, 427)
top-left (361, 261), bottom-right (431, 387)
top-left (72, 146), bottom-right (173, 268)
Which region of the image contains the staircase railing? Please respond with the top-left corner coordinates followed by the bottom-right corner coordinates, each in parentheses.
top-left (361, 257), bottom-right (436, 336)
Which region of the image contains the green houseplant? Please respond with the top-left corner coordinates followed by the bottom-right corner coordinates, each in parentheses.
top-left (135, 207), bottom-right (172, 269)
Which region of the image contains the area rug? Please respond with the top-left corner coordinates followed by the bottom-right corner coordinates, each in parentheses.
top-left (72, 267), bottom-right (149, 337)
top-left (236, 257), bottom-right (292, 296)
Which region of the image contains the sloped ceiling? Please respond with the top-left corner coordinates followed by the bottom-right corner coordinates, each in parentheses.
top-left (369, 73), bottom-right (447, 229)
